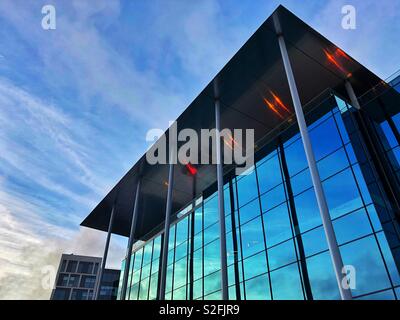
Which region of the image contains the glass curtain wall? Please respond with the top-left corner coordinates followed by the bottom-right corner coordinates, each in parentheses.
top-left (121, 95), bottom-right (400, 300)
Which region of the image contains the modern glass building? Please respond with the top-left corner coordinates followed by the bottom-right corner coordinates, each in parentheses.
top-left (81, 6), bottom-right (400, 300)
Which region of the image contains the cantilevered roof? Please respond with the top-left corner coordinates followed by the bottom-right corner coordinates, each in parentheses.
top-left (81, 5), bottom-right (383, 239)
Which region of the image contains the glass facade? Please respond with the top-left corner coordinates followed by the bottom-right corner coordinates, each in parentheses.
top-left (120, 94), bottom-right (400, 300)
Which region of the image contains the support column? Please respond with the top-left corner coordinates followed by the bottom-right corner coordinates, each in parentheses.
top-left (345, 80), bottom-right (361, 110)
top-left (120, 179), bottom-right (141, 300)
top-left (213, 78), bottom-right (229, 300)
top-left (273, 13), bottom-right (352, 300)
top-left (158, 153), bottom-right (175, 300)
top-left (95, 203), bottom-right (116, 300)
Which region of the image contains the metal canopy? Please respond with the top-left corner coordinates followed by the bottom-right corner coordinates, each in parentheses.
top-left (81, 5), bottom-right (383, 239)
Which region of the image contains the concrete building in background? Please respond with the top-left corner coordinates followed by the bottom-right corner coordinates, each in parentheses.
top-left (50, 254), bottom-right (120, 300)
top-left (81, 5), bottom-right (400, 300)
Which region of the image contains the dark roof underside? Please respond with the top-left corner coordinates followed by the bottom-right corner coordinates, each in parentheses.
top-left (81, 5), bottom-right (383, 238)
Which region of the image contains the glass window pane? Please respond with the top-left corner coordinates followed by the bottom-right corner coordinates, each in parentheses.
top-left (204, 222), bottom-right (220, 246)
top-left (263, 203), bottom-right (292, 247)
top-left (236, 170), bottom-right (258, 207)
top-left (176, 217), bottom-right (188, 247)
top-left (238, 198), bottom-right (261, 225)
top-left (309, 116), bottom-right (342, 161)
top-left (340, 235), bottom-right (391, 296)
top-left (204, 194), bottom-right (218, 228)
top-left (240, 217), bottom-right (265, 258)
top-left (268, 239), bottom-right (296, 271)
top-left (294, 188), bottom-right (321, 233)
top-left (173, 285), bottom-right (186, 300)
top-left (257, 154), bottom-right (282, 194)
top-left (323, 168), bottom-right (363, 219)
top-left (285, 139), bottom-right (308, 177)
top-left (260, 184), bottom-right (286, 213)
top-left (204, 271), bottom-right (221, 296)
top-left (270, 263), bottom-right (304, 300)
top-left (306, 251), bottom-right (340, 300)
top-left (243, 251), bottom-right (268, 280)
top-left (204, 239), bottom-right (220, 276)
top-left (174, 257), bottom-right (187, 289)
top-left (245, 273), bottom-right (271, 300)
top-left (333, 208), bottom-right (372, 245)
top-left (194, 207), bottom-right (203, 234)
top-left (193, 248), bottom-right (203, 280)
top-left (301, 226), bottom-right (328, 257)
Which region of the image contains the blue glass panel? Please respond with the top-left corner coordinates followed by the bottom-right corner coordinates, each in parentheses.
top-left (376, 231), bottom-right (400, 286)
top-left (173, 285), bottom-right (186, 300)
top-left (243, 251), bottom-right (268, 280)
top-left (245, 273), bottom-right (271, 300)
top-left (194, 232), bottom-right (202, 251)
top-left (263, 202), bottom-right (292, 247)
top-left (194, 207), bottom-right (203, 234)
top-left (256, 154), bottom-right (282, 194)
top-left (228, 285), bottom-right (237, 300)
top-left (260, 183), bottom-right (286, 213)
top-left (290, 169), bottom-right (312, 196)
top-left (175, 241), bottom-right (187, 262)
top-left (317, 147), bottom-right (349, 181)
top-left (193, 248), bottom-right (202, 280)
top-left (203, 239), bottom-right (220, 276)
top-left (240, 217), bottom-right (265, 258)
top-left (175, 217), bottom-right (188, 247)
top-left (238, 198), bottom-right (261, 225)
top-left (340, 235), bottom-right (391, 296)
top-left (345, 144), bottom-right (357, 165)
top-left (138, 278), bottom-right (149, 300)
top-left (309, 116), bottom-right (343, 161)
top-left (225, 213), bottom-right (232, 233)
top-left (306, 251), bottom-right (340, 300)
top-left (285, 138), bottom-right (308, 177)
top-left (294, 188), bottom-right (321, 232)
top-left (174, 257), bottom-right (187, 289)
top-left (357, 289), bottom-right (395, 300)
top-left (141, 261), bottom-right (151, 280)
top-left (301, 226), bottom-right (328, 257)
top-left (152, 236), bottom-right (161, 260)
top-left (204, 290), bottom-right (221, 300)
top-left (168, 225), bottom-right (176, 251)
top-left (226, 231), bottom-right (235, 266)
top-left (352, 164), bottom-right (372, 205)
top-left (268, 239), bottom-right (297, 270)
top-left (334, 110), bottom-right (350, 144)
top-left (380, 121), bottom-right (398, 150)
top-left (270, 263), bottom-right (304, 300)
top-left (151, 258), bottom-right (159, 275)
top-left (193, 279), bottom-right (202, 299)
top-left (204, 194), bottom-right (218, 228)
top-left (149, 272), bottom-right (158, 300)
top-left (204, 271), bottom-right (221, 296)
top-left (204, 222), bottom-right (220, 246)
top-left (323, 168), bottom-right (363, 219)
top-left (236, 170), bottom-right (259, 207)
top-left (366, 205), bottom-right (383, 232)
top-left (166, 264), bottom-right (173, 293)
top-left (129, 283), bottom-right (139, 300)
top-left (333, 208), bottom-right (372, 245)
top-left (224, 185), bottom-right (231, 214)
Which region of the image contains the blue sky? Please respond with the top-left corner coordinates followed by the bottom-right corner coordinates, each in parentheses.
top-left (0, 0), bottom-right (399, 299)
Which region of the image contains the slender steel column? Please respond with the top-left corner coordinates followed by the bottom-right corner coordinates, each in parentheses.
top-left (158, 153), bottom-right (175, 300)
top-left (120, 179), bottom-right (141, 300)
top-left (95, 203), bottom-right (116, 300)
top-left (345, 80), bottom-right (361, 110)
top-left (273, 13), bottom-right (352, 300)
top-left (213, 78), bottom-right (229, 300)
